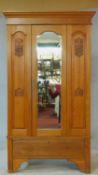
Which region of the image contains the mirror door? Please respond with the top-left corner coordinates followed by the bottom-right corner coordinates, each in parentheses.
top-left (32, 25), bottom-right (67, 136)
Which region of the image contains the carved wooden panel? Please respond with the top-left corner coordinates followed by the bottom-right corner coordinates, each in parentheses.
top-left (74, 38), bottom-right (83, 57)
top-left (10, 26), bottom-right (31, 133)
top-left (15, 88), bottom-right (24, 96)
top-left (71, 28), bottom-right (86, 129)
top-left (75, 88), bottom-right (84, 96)
top-left (12, 31), bottom-right (25, 129)
top-left (15, 38), bottom-right (24, 57)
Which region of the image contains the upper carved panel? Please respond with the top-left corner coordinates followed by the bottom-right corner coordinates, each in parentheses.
top-left (74, 38), bottom-right (83, 57)
top-left (12, 31), bottom-right (25, 57)
top-left (72, 32), bottom-right (85, 58)
top-left (15, 38), bottom-right (23, 57)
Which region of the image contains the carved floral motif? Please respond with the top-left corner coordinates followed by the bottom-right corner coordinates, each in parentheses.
top-left (75, 88), bottom-right (83, 96)
top-left (15, 88), bottom-right (24, 96)
top-left (74, 37), bottom-right (84, 57)
top-left (15, 38), bottom-right (23, 57)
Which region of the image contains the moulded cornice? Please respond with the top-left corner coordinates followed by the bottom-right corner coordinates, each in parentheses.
top-left (3, 11), bottom-right (96, 24)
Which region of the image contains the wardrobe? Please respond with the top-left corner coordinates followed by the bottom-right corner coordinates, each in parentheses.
top-left (4, 12), bottom-right (95, 173)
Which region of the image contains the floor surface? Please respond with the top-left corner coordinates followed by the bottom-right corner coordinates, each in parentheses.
top-left (0, 148), bottom-right (98, 175)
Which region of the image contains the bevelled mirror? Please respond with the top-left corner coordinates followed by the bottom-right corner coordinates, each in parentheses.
top-left (37, 32), bottom-right (62, 129)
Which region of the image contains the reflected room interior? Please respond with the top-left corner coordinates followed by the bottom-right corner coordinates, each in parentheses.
top-left (37, 32), bottom-right (62, 129)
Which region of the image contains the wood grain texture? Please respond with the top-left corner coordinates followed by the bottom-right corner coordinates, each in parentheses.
top-left (8, 25), bottom-right (32, 135)
top-left (66, 25), bottom-right (91, 136)
top-left (71, 27), bottom-right (86, 129)
top-left (13, 137), bottom-right (85, 159)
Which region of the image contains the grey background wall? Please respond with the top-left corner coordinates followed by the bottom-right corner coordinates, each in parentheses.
top-left (0, 15), bottom-right (7, 149)
top-left (0, 10), bottom-right (98, 150)
top-left (0, 0), bottom-right (98, 11)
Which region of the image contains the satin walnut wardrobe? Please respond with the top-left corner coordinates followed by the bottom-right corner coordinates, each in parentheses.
top-left (4, 11), bottom-right (95, 173)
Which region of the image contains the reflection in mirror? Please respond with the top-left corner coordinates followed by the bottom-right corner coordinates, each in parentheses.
top-left (37, 32), bottom-right (62, 129)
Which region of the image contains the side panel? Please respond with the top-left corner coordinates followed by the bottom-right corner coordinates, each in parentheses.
top-left (8, 25), bottom-right (32, 137)
top-left (67, 25), bottom-right (91, 136)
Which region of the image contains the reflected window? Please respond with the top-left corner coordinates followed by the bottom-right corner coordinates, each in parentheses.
top-left (37, 32), bottom-right (62, 129)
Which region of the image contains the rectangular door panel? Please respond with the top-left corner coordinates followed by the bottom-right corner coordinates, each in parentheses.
top-left (67, 25), bottom-right (91, 136)
top-left (8, 25), bottom-right (32, 137)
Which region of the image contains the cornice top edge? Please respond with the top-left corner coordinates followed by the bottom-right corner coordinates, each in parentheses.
top-left (3, 11), bottom-right (96, 18)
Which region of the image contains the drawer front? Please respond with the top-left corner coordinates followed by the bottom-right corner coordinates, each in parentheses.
top-left (13, 137), bottom-right (85, 160)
